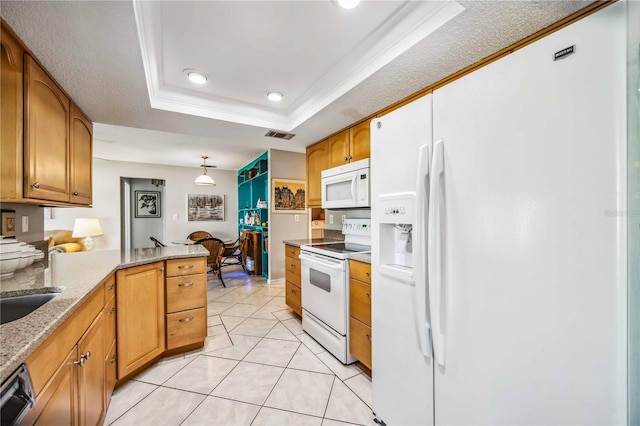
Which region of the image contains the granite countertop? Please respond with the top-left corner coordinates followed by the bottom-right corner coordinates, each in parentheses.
top-left (349, 252), bottom-right (371, 264)
top-left (282, 238), bottom-right (343, 247)
top-left (0, 245), bottom-right (208, 383)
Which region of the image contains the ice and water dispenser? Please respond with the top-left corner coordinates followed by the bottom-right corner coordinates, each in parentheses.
top-left (377, 192), bottom-right (416, 284)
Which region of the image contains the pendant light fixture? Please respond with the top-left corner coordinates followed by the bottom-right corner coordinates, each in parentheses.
top-left (194, 156), bottom-right (216, 186)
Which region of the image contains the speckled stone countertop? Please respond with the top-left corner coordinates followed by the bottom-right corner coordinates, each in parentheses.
top-left (349, 252), bottom-right (371, 264)
top-left (0, 245), bottom-right (208, 383)
top-left (282, 238), bottom-right (343, 248)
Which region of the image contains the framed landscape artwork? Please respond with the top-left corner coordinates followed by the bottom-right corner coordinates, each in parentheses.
top-left (188, 194), bottom-right (225, 221)
top-left (135, 191), bottom-right (161, 218)
top-left (272, 179), bottom-right (306, 213)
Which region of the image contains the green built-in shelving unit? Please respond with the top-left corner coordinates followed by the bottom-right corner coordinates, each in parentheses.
top-left (238, 152), bottom-right (268, 278)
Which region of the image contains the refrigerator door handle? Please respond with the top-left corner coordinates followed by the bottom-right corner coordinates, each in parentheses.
top-left (414, 143), bottom-right (432, 358)
top-left (428, 139), bottom-right (446, 366)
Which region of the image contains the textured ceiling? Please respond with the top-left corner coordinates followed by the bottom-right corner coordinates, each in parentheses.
top-left (1, 0), bottom-right (591, 171)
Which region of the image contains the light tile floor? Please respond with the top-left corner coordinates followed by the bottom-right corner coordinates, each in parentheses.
top-left (105, 266), bottom-right (374, 426)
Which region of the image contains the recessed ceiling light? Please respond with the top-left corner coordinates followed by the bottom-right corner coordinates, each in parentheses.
top-left (337, 0), bottom-right (360, 9)
top-left (184, 69), bottom-right (207, 84)
top-left (266, 91), bottom-right (283, 102)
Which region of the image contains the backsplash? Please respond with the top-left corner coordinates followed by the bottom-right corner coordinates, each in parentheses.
top-left (323, 208), bottom-right (371, 232)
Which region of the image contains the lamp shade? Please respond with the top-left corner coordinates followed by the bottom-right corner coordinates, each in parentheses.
top-left (72, 218), bottom-right (103, 238)
top-left (194, 173), bottom-right (215, 186)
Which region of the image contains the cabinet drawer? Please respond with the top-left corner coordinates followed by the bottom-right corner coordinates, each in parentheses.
top-left (349, 260), bottom-right (371, 284)
top-left (166, 308), bottom-right (206, 350)
top-left (105, 340), bottom-right (117, 407)
top-left (285, 281), bottom-right (302, 317)
top-left (349, 317), bottom-right (372, 370)
top-left (104, 296), bottom-right (116, 350)
top-left (285, 245), bottom-right (300, 260)
top-left (285, 259), bottom-right (301, 288)
top-left (104, 274), bottom-right (116, 305)
top-left (165, 257), bottom-right (206, 277)
top-left (350, 279), bottom-right (371, 326)
top-left (166, 274), bottom-right (206, 313)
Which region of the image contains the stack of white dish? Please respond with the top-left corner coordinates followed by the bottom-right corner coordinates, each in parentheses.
top-left (0, 238), bottom-right (45, 277)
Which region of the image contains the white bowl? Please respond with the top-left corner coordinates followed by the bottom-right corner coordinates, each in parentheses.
top-left (17, 253), bottom-right (30, 270)
top-left (0, 256), bottom-right (21, 277)
top-left (0, 239), bottom-right (20, 255)
top-left (34, 250), bottom-right (44, 261)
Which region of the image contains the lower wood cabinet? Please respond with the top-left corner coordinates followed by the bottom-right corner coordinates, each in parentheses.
top-left (165, 258), bottom-right (207, 350)
top-left (284, 244), bottom-right (302, 316)
top-left (77, 312), bottom-right (106, 426)
top-left (116, 261), bottom-right (165, 379)
top-left (349, 260), bottom-right (372, 370)
top-left (24, 286), bottom-right (107, 426)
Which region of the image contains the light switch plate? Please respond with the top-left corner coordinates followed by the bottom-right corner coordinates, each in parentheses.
top-left (21, 216), bottom-right (29, 232)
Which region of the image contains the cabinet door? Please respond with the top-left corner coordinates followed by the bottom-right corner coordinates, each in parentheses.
top-left (327, 130), bottom-right (350, 168)
top-left (0, 24), bottom-right (24, 199)
top-left (116, 262), bottom-right (165, 379)
top-left (306, 141), bottom-right (328, 207)
top-left (349, 120), bottom-right (371, 162)
top-left (30, 347), bottom-right (77, 426)
top-left (77, 312), bottom-right (105, 426)
top-left (69, 103), bottom-right (92, 205)
top-left (24, 55), bottom-right (70, 202)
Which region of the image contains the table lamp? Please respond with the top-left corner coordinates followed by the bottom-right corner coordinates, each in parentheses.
top-left (72, 218), bottom-right (103, 251)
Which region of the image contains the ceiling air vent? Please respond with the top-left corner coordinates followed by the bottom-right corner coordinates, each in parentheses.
top-left (265, 130), bottom-right (295, 140)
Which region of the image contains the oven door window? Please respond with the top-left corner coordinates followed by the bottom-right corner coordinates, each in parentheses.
top-left (309, 268), bottom-right (331, 292)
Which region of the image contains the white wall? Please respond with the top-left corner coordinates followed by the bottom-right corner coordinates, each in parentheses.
top-left (0, 202), bottom-right (44, 243)
top-left (268, 149), bottom-right (308, 280)
top-left (46, 158), bottom-right (238, 250)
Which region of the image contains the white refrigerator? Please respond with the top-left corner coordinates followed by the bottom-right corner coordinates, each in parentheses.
top-left (370, 3), bottom-right (627, 425)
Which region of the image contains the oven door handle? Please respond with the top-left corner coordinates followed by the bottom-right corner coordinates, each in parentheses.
top-left (299, 252), bottom-right (344, 270)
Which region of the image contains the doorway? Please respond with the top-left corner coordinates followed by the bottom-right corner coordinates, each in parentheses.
top-left (120, 177), bottom-right (165, 250)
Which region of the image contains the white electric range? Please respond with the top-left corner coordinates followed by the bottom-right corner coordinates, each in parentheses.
top-left (299, 218), bottom-right (371, 364)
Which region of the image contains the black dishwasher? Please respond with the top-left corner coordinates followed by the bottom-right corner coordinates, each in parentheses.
top-left (0, 364), bottom-right (35, 426)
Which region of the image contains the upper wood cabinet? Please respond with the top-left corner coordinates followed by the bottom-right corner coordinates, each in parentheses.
top-left (1, 23), bottom-right (25, 199)
top-left (327, 121), bottom-right (371, 168)
top-left (70, 103), bottom-right (93, 205)
top-left (24, 54), bottom-right (70, 202)
top-left (348, 120), bottom-right (371, 163)
top-left (0, 20), bottom-right (93, 206)
top-left (306, 141), bottom-right (328, 207)
top-left (327, 130), bottom-right (350, 168)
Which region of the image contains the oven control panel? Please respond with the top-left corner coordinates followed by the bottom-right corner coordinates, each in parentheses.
top-left (342, 218), bottom-right (371, 236)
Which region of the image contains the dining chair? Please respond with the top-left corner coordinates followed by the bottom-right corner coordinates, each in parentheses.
top-left (195, 237), bottom-right (226, 287)
top-left (149, 236), bottom-right (166, 247)
top-left (220, 232), bottom-right (249, 274)
top-left (187, 231), bottom-right (213, 241)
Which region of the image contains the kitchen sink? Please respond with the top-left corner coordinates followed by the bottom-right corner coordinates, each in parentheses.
top-left (0, 292), bottom-right (60, 325)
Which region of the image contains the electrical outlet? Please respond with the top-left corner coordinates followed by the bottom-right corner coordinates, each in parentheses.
top-left (172, 213), bottom-right (179, 221)
top-left (329, 215), bottom-right (334, 225)
top-left (294, 215), bottom-right (299, 222)
top-left (341, 215), bottom-right (346, 223)
top-left (22, 216), bottom-right (29, 232)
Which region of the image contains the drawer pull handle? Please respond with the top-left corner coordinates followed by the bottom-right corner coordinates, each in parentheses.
top-left (365, 272), bottom-right (370, 277)
top-left (72, 191), bottom-right (79, 196)
top-left (366, 293), bottom-right (370, 299)
top-left (108, 307), bottom-right (116, 316)
top-left (108, 354), bottom-right (117, 366)
top-left (366, 334), bottom-right (371, 341)
top-left (107, 283), bottom-right (115, 291)
top-left (178, 265), bottom-right (194, 270)
top-left (75, 351), bottom-right (91, 366)
top-left (178, 282), bottom-right (194, 288)
top-left (31, 182), bottom-right (40, 188)
top-left (291, 289), bottom-right (297, 294)
top-left (179, 316), bottom-right (195, 323)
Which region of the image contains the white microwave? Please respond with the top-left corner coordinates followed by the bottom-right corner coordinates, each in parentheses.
top-left (321, 158), bottom-right (370, 209)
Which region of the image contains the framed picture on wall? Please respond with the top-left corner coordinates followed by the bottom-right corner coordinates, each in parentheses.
top-left (272, 179), bottom-right (306, 213)
top-left (135, 191), bottom-right (161, 218)
top-left (1, 211), bottom-right (16, 236)
top-left (187, 194), bottom-right (225, 221)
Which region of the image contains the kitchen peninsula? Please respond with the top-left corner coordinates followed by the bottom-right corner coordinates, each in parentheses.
top-left (0, 245), bottom-right (208, 424)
